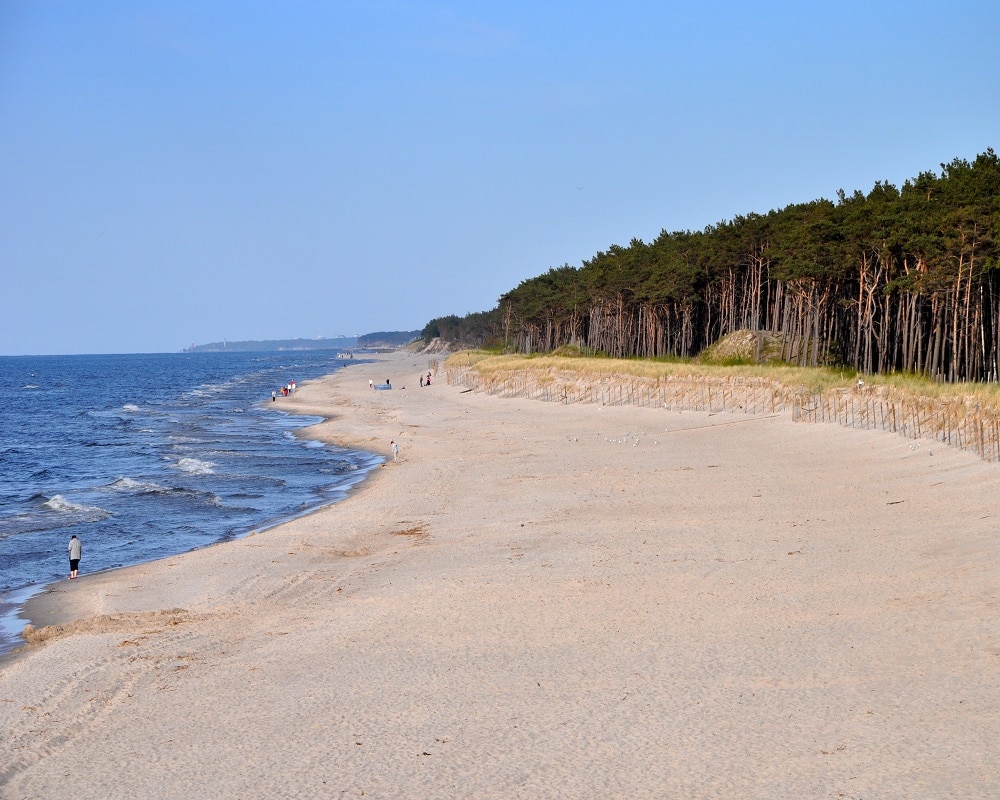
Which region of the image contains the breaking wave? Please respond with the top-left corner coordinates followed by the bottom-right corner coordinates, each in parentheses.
top-left (109, 477), bottom-right (171, 495)
top-left (42, 495), bottom-right (110, 519)
top-left (174, 457), bottom-right (216, 475)
top-left (0, 495), bottom-right (112, 540)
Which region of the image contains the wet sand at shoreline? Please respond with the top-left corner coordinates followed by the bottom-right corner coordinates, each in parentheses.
top-left (2, 350), bottom-right (998, 799)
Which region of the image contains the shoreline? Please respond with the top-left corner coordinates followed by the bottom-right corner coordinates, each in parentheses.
top-left (9, 354), bottom-right (404, 648)
top-left (2, 349), bottom-right (998, 798)
top-left (0, 368), bottom-right (386, 660)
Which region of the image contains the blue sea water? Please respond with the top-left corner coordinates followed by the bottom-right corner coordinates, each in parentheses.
top-left (0, 350), bottom-right (381, 654)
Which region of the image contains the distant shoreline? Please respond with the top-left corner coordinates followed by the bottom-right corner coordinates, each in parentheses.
top-left (182, 331), bottom-right (421, 353)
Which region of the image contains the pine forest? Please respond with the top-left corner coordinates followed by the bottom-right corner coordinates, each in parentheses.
top-left (424, 150), bottom-right (1000, 383)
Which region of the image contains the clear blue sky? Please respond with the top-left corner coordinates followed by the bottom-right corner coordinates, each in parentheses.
top-left (2, 0), bottom-right (997, 355)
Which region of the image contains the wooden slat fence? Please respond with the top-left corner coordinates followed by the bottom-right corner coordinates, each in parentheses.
top-left (446, 366), bottom-right (1000, 462)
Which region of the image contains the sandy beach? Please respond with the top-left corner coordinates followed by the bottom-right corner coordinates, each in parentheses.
top-left (2, 350), bottom-right (998, 799)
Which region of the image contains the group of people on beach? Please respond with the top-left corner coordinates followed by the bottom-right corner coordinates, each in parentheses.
top-left (369, 372), bottom-right (434, 390)
top-left (271, 380), bottom-right (297, 401)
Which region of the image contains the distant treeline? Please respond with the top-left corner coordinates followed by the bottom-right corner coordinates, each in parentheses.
top-left (357, 330), bottom-right (421, 348)
top-left (423, 149), bottom-right (1000, 383)
top-left (185, 337), bottom-right (358, 353)
top-left (186, 332), bottom-right (422, 353)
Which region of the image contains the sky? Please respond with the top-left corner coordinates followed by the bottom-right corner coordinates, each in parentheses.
top-left (2, 1), bottom-right (998, 355)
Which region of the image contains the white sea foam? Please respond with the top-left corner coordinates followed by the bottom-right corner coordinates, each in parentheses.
top-left (122, 404), bottom-right (142, 413)
top-left (43, 495), bottom-right (111, 520)
top-left (190, 382), bottom-right (229, 398)
top-left (110, 477), bottom-right (169, 494)
top-left (175, 457), bottom-right (216, 475)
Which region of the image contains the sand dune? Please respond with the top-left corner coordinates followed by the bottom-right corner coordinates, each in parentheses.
top-left (2, 351), bottom-right (998, 799)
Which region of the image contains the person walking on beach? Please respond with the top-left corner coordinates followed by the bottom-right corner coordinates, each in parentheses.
top-left (391, 440), bottom-right (399, 462)
top-left (68, 534), bottom-right (82, 580)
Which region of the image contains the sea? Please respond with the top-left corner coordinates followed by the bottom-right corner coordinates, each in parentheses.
top-left (0, 350), bottom-right (382, 655)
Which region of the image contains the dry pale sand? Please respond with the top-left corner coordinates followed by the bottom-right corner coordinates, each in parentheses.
top-left (1, 351), bottom-right (998, 799)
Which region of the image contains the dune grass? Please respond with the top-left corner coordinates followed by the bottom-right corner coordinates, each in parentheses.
top-left (445, 351), bottom-right (1000, 412)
